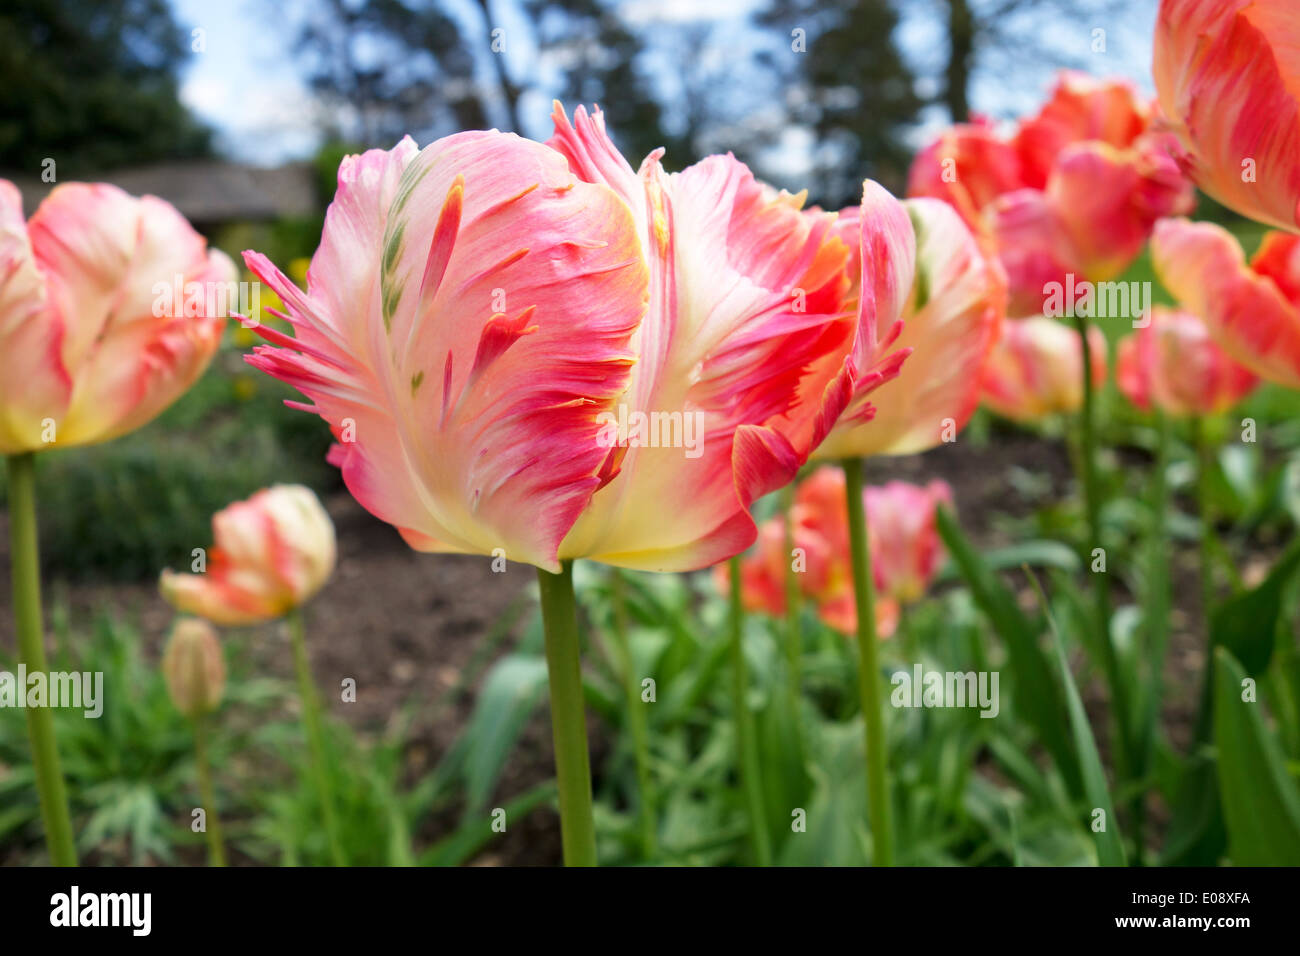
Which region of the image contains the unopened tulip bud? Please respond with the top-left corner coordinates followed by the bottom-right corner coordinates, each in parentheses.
top-left (163, 618), bottom-right (226, 718)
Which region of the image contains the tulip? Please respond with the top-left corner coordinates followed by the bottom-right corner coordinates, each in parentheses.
top-left (721, 470), bottom-right (950, 640)
top-left (1153, 0), bottom-right (1300, 231)
top-left (160, 484), bottom-right (342, 864)
top-left (815, 183), bottom-right (1004, 460)
top-left (163, 618), bottom-right (227, 866)
top-left (163, 618), bottom-right (227, 718)
top-left (1, 179), bottom-right (232, 867)
top-left (0, 181), bottom-right (234, 453)
top-left (981, 317), bottom-right (1108, 422)
top-left (243, 109), bottom-right (882, 866)
top-left (159, 484), bottom-right (336, 626)
top-left (908, 71), bottom-right (1193, 313)
top-left (1116, 306), bottom-right (1258, 417)
top-left (1151, 218), bottom-right (1300, 389)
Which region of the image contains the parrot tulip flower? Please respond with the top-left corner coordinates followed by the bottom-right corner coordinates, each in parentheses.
top-left (245, 112), bottom-right (888, 574)
top-left (719, 468), bottom-right (950, 638)
top-left (0, 180), bottom-right (234, 453)
top-left (813, 182), bottom-right (1005, 459)
top-left (1153, 0), bottom-right (1300, 231)
top-left (163, 618), bottom-right (227, 719)
top-left (1151, 218), bottom-right (1300, 390)
top-left (908, 72), bottom-right (1193, 314)
top-left (160, 485), bottom-right (336, 626)
top-left (981, 317), bottom-right (1108, 422)
top-left (1116, 305), bottom-right (1258, 416)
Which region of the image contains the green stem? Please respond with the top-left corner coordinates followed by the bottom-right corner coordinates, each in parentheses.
top-left (610, 570), bottom-right (656, 859)
top-left (842, 457), bottom-right (894, 866)
top-left (780, 484), bottom-right (805, 756)
top-left (5, 452), bottom-right (76, 866)
top-left (728, 557), bottom-right (772, 866)
top-left (287, 607), bottom-right (345, 866)
top-left (1192, 416), bottom-right (1216, 621)
top-left (536, 562), bottom-right (597, 866)
top-left (193, 714), bottom-right (226, 866)
top-left (1071, 316), bottom-right (1133, 788)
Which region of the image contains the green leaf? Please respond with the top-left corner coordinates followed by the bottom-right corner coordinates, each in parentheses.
top-left (1212, 648), bottom-right (1300, 865)
top-left (1209, 536), bottom-right (1300, 675)
top-left (935, 508), bottom-right (1079, 792)
top-left (461, 654), bottom-right (550, 816)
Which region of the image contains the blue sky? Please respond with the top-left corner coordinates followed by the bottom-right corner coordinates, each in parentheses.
top-left (170, 0), bottom-right (1161, 167)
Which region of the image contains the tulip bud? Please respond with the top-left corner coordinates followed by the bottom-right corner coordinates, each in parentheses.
top-left (163, 618), bottom-right (226, 718)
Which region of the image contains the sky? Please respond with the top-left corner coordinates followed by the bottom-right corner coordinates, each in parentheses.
top-left (170, 0), bottom-right (1162, 167)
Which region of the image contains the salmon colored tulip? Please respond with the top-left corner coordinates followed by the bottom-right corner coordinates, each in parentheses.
top-left (160, 485), bottom-right (336, 626)
top-left (718, 468), bottom-right (950, 638)
top-left (813, 182), bottom-right (1004, 459)
top-left (908, 72), bottom-right (1193, 314)
top-left (1152, 218), bottom-right (1300, 389)
top-left (1153, 0), bottom-right (1300, 231)
top-left (981, 317), bottom-right (1108, 422)
top-left (246, 111), bottom-right (885, 573)
top-left (0, 180), bottom-right (234, 453)
top-left (1116, 305), bottom-right (1257, 416)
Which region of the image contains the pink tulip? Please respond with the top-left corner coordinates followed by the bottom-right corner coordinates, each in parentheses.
top-left (981, 317), bottom-right (1108, 422)
top-left (908, 71), bottom-right (1194, 314)
top-left (1152, 218), bottom-right (1300, 389)
top-left (160, 485), bottom-right (336, 626)
top-left (246, 111), bottom-right (875, 573)
top-left (718, 468), bottom-right (950, 638)
top-left (1154, 0), bottom-right (1300, 231)
top-left (814, 182), bottom-right (1004, 459)
top-left (0, 181), bottom-right (234, 453)
top-left (1116, 305), bottom-right (1257, 416)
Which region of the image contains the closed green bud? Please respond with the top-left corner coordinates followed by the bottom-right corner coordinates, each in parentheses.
top-left (163, 618), bottom-right (226, 718)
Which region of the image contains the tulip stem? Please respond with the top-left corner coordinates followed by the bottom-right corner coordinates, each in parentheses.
top-left (780, 483), bottom-right (805, 757)
top-left (287, 607), bottom-right (345, 866)
top-left (842, 457), bottom-right (894, 866)
top-left (728, 556), bottom-right (772, 866)
top-left (610, 569), bottom-right (656, 859)
top-left (1192, 416), bottom-right (1216, 620)
top-left (192, 714), bottom-right (226, 866)
top-left (1071, 316), bottom-right (1134, 789)
top-left (5, 452), bottom-right (76, 867)
top-left (536, 562), bottom-right (598, 866)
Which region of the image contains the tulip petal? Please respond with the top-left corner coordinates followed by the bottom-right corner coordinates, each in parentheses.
top-left (1152, 217), bottom-right (1300, 389)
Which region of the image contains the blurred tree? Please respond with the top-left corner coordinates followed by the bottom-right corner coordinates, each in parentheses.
top-left (529, 0), bottom-right (680, 165)
top-left (290, 0), bottom-right (489, 147)
top-left (760, 0), bottom-right (922, 207)
top-left (0, 0), bottom-right (211, 175)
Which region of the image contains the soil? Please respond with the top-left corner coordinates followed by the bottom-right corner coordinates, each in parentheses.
top-left (0, 428), bottom-right (1216, 865)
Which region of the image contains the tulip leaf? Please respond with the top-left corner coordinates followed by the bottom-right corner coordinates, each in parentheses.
top-left (1212, 648), bottom-right (1300, 865)
top-left (1209, 536), bottom-right (1300, 676)
top-left (1027, 571), bottom-right (1126, 866)
top-left (935, 508), bottom-right (1079, 792)
top-left (461, 653), bottom-right (550, 816)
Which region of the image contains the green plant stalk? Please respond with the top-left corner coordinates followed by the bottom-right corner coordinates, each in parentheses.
top-left (287, 607), bottom-right (345, 866)
top-left (536, 562), bottom-right (598, 866)
top-left (1070, 315), bottom-right (1133, 790)
top-left (1192, 416), bottom-right (1216, 621)
top-left (728, 557), bottom-right (772, 866)
top-left (842, 457), bottom-right (894, 866)
top-left (610, 569), bottom-right (656, 859)
top-left (5, 452), bottom-right (77, 867)
top-left (780, 483), bottom-right (805, 754)
top-left (192, 714), bottom-right (227, 866)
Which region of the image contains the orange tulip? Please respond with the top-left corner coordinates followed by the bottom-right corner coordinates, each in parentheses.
top-left (1154, 0), bottom-right (1300, 231)
top-left (0, 180), bottom-right (234, 452)
top-left (981, 317), bottom-right (1108, 422)
top-left (1152, 218), bottom-right (1300, 389)
top-left (1116, 305), bottom-right (1257, 416)
top-left (160, 485), bottom-right (336, 626)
